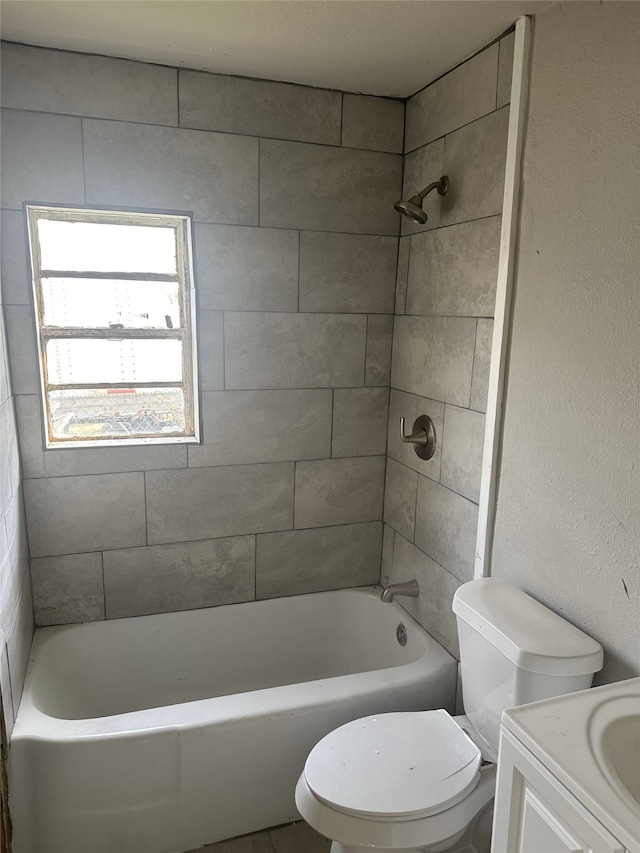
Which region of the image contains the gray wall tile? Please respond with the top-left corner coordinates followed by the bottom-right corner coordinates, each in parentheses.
top-left (387, 389), bottom-right (444, 480)
top-left (104, 536), bottom-right (255, 618)
top-left (365, 314), bottom-right (393, 386)
top-left (24, 473), bottom-right (146, 557)
top-left (0, 492), bottom-right (29, 632)
top-left (294, 456), bottom-right (385, 529)
top-left (0, 109), bottom-right (85, 210)
top-left (299, 232), bottom-right (396, 313)
top-left (414, 476), bottom-right (478, 583)
top-left (179, 71), bottom-right (341, 145)
top-left (395, 236), bottom-right (410, 315)
top-left (0, 319), bottom-right (9, 407)
top-left (1, 43), bottom-right (178, 125)
top-left (391, 533), bottom-right (461, 658)
top-left (380, 523), bottom-right (395, 584)
top-left (0, 210), bottom-right (30, 306)
top-left (6, 572), bottom-right (33, 718)
top-left (440, 107), bottom-right (509, 226)
top-left (195, 223), bottom-right (298, 311)
top-left (400, 138), bottom-right (445, 236)
top-left (260, 139), bottom-right (401, 235)
top-left (406, 216), bottom-right (501, 317)
top-left (497, 33), bottom-right (515, 109)
top-left (383, 457), bottom-right (417, 541)
top-left (470, 319), bottom-right (493, 413)
top-left (224, 312), bottom-right (366, 389)
top-left (15, 394), bottom-right (187, 479)
top-left (391, 316), bottom-right (476, 406)
top-left (342, 94), bottom-right (404, 153)
top-left (332, 387), bottom-right (389, 458)
top-left (441, 406), bottom-right (485, 503)
top-left (3, 304), bottom-right (38, 395)
top-left (146, 463), bottom-right (293, 545)
top-left (0, 400), bottom-right (20, 520)
top-left (0, 645), bottom-right (14, 735)
top-left (198, 310), bottom-right (225, 391)
top-left (83, 119), bottom-right (259, 225)
top-left (256, 522), bottom-right (381, 598)
top-left (405, 44), bottom-right (499, 153)
top-left (189, 389), bottom-right (332, 467)
top-left (31, 552), bottom-right (104, 627)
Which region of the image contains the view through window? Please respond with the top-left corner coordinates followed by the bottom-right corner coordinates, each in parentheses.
top-left (26, 206), bottom-right (199, 447)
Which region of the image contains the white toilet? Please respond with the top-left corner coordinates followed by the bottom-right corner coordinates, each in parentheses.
top-left (295, 578), bottom-right (603, 853)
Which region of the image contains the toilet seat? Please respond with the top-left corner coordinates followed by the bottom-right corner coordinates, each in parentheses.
top-left (303, 710), bottom-right (481, 822)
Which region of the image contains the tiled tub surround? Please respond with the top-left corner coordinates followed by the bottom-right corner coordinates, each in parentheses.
top-left (10, 588), bottom-right (457, 853)
top-left (0, 297), bottom-right (33, 736)
top-left (0, 41), bottom-right (403, 627)
top-left (383, 34), bottom-right (514, 657)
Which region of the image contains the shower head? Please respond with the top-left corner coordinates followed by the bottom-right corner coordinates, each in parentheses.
top-left (394, 176), bottom-right (449, 224)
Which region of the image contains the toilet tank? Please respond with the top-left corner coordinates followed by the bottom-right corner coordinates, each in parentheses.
top-left (452, 579), bottom-right (603, 753)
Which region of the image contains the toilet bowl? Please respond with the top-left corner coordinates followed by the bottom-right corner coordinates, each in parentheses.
top-left (296, 578), bottom-right (604, 853)
top-left (296, 710), bottom-right (496, 853)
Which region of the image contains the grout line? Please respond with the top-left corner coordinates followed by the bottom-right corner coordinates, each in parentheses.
top-left (406, 28), bottom-right (513, 102)
top-left (221, 311), bottom-right (226, 391)
top-left (403, 104), bottom-right (509, 158)
top-left (296, 230), bottom-right (301, 312)
top-left (1, 39), bottom-right (406, 103)
top-left (80, 118), bottom-right (87, 203)
top-left (329, 388), bottom-right (335, 457)
top-left (440, 405), bottom-right (448, 486)
top-left (468, 319), bottom-right (479, 408)
top-left (176, 69), bottom-right (181, 126)
top-left (3, 105), bottom-right (403, 154)
top-left (100, 550), bottom-right (107, 619)
top-left (363, 314), bottom-right (369, 386)
top-left (252, 534), bottom-right (257, 600)
top-left (257, 137), bottom-right (261, 225)
top-left (339, 91), bottom-right (344, 145)
top-left (393, 529), bottom-right (469, 587)
top-left (291, 461), bottom-right (297, 529)
top-left (33, 515), bottom-right (385, 564)
top-left (0, 199), bottom-right (500, 241)
top-left (495, 39), bottom-right (501, 112)
top-left (412, 467), bottom-right (419, 544)
top-left (143, 471), bottom-right (149, 545)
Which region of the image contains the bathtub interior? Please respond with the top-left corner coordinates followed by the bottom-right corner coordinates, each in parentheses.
top-left (29, 588), bottom-right (428, 720)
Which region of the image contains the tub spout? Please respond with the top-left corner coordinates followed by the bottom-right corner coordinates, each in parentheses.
top-left (380, 579), bottom-right (419, 603)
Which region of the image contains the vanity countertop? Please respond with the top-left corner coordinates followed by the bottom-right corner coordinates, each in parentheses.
top-left (502, 677), bottom-right (640, 851)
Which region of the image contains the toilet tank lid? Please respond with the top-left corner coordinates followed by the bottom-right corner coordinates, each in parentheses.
top-left (453, 579), bottom-right (603, 676)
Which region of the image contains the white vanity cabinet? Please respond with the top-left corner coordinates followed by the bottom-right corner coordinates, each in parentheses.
top-left (491, 729), bottom-right (626, 853)
top-left (490, 680), bottom-right (640, 853)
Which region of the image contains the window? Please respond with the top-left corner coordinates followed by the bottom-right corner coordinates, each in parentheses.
top-left (26, 206), bottom-right (199, 447)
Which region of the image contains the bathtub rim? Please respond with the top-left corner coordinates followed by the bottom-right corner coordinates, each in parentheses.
top-left (11, 586), bottom-right (456, 742)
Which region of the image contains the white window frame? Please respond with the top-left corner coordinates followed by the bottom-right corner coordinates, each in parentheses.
top-left (26, 205), bottom-right (200, 448)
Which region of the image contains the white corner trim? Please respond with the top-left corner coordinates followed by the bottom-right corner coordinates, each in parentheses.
top-left (474, 16), bottom-right (532, 579)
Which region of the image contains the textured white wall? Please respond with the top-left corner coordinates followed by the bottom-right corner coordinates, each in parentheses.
top-left (492, 2), bottom-right (639, 684)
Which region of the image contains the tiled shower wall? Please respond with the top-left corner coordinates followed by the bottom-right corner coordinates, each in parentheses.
top-left (382, 34), bottom-right (514, 657)
top-left (0, 254), bottom-right (33, 735)
top-left (0, 42), bottom-right (404, 626)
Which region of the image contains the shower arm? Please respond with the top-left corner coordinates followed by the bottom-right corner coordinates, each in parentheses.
top-left (416, 178), bottom-right (448, 200)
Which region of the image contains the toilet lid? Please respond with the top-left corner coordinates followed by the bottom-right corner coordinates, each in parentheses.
top-left (303, 710), bottom-right (481, 820)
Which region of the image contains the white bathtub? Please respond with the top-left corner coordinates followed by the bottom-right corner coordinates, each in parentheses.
top-left (10, 586), bottom-right (456, 853)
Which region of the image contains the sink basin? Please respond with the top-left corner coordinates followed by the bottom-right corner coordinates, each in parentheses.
top-left (589, 693), bottom-right (640, 810)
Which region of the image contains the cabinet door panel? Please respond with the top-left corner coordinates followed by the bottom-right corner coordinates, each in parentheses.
top-left (520, 784), bottom-right (596, 852)
top-left (492, 730), bottom-right (625, 853)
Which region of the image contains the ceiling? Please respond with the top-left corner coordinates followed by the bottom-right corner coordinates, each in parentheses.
top-left (0, 0), bottom-right (550, 98)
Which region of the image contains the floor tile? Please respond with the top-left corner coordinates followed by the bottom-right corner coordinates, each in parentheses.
top-left (270, 820), bottom-right (331, 853)
top-left (194, 830), bottom-right (273, 852)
